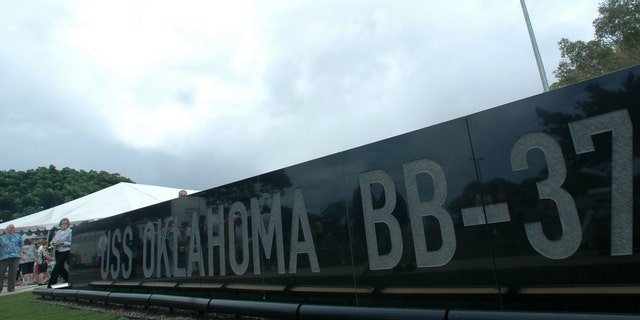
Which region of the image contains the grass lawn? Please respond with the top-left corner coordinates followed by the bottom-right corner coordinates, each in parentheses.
top-left (0, 291), bottom-right (128, 320)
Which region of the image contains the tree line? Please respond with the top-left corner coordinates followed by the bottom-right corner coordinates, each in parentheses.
top-left (0, 165), bottom-right (134, 223)
top-left (552, 0), bottom-right (639, 88)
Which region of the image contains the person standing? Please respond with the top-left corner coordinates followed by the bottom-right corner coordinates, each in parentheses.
top-left (0, 224), bottom-right (23, 293)
top-left (47, 218), bottom-right (72, 288)
top-left (36, 239), bottom-right (54, 285)
top-left (19, 238), bottom-right (37, 285)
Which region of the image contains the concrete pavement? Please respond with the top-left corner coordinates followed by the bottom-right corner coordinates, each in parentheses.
top-left (1, 283), bottom-right (39, 295)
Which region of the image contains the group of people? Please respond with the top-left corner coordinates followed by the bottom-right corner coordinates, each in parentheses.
top-left (17, 237), bottom-right (57, 286)
top-left (16, 237), bottom-right (48, 285)
top-left (0, 218), bottom-right (72, 293)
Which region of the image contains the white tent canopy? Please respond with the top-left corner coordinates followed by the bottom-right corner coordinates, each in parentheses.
top-left (0, 182), bottom-right (199, 232)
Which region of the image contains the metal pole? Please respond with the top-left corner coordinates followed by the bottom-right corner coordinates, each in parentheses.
top-left (520, 0), bottom-right (550, 92)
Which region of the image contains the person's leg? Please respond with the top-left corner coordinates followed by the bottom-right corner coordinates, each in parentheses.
top-left (27, 262), bottom-right (35, 284)
top-left (18, 263), bottom-right (26, 285)
top-left (7, 258), bottom-right (19, 292)
top-left (60, 266), bottom-right (69, 283)
top-left (48, 257), bottom-right (62, 287)
top-left (39, 263), bottom-right (49, 284)
top-left (48, 251), bottom-right (70, 286)
top-left (0, 260), bottom-right (8, 292)
top-left (16, 263), bottom-right (22, 283)
top-left (33, 264), bottom-right (38, 283)
top-left (57, 251), bottom-right (69, 282)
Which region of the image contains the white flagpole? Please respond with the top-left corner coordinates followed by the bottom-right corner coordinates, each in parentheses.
top-left (520, 0), bottom-right (550, 92)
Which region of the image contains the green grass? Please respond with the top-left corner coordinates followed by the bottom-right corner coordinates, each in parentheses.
top-left (0, 292), bottom-right (128, 320)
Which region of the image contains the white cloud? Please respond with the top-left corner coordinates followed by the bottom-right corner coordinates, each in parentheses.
top-left (0, 0), bottom-right (604, 189)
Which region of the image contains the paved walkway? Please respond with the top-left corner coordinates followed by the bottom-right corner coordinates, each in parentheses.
top-left (1, 283), bottom-right (39, 295)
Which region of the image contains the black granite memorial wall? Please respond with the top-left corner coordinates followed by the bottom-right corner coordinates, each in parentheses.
top-left (69, 65), bottom-right (640, 312)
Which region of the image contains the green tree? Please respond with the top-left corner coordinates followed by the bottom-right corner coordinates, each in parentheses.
top-left (0, 165), bottom-right (134, 222)
top-left (552, 0), bottom-right (640, 88)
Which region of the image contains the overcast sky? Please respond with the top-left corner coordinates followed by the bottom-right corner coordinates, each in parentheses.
top-left (1, 0), bottom-right (602, 190)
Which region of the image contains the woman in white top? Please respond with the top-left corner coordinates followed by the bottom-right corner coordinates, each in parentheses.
top-left (47, 218), bottom-right (72, 288)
